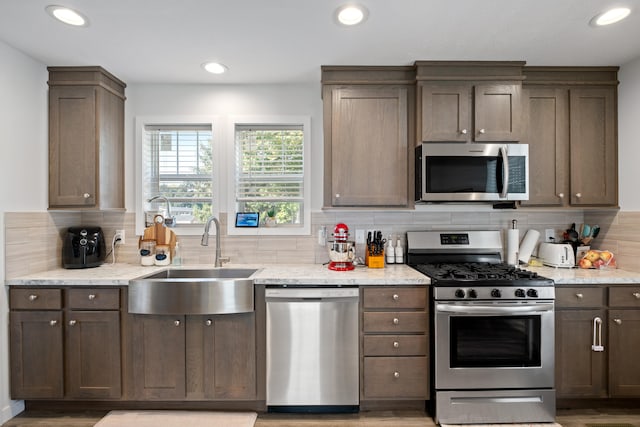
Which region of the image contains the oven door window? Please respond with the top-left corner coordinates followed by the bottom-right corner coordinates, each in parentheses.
top-left (450, 315), bottom-right (541, 367)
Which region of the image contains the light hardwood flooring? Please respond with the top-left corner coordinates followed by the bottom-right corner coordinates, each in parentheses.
top-left (2, 409), bottom-right (640, 427)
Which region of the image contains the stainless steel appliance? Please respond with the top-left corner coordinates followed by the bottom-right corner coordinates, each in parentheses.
top-left (62, 226), bottom-right (106, 269)
top-left (266, 287), bottom-right (359, 411)
top-left (415, 143), bottom-right (529, 202)
top-left (407, 230), bottom-right (555, 425)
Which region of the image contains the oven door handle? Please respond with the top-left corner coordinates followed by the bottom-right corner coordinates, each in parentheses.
top-left (436, 303), bottom-right (554, 315)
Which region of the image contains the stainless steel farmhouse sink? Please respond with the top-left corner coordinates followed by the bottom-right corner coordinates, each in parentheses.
top-left (128, 268), bottom-right (258, 315)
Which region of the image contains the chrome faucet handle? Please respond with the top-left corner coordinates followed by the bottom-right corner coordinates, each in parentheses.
top-left (219, 256), bottom-right (231, 266)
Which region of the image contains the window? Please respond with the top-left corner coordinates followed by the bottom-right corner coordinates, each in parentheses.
top-left (229, 116), bottom-right (311, 236)
top-left (136, 117), bottom-right (219, 235)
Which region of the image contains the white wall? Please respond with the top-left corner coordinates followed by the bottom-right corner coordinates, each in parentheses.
top-left (618, 57), bottom-right (640, 211)
top-left (125, 83), bottom-right (324, 212)
top-left (0, 41), bottom-right (48, 422)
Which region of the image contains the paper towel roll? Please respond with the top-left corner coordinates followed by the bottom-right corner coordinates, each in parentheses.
top-left (518, 229), bottom-right (540, 264)
top-left (506, 228), bottom-right (519, 266)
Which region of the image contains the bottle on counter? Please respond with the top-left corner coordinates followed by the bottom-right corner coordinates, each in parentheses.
top-left (172, 241), bottom-right (182, 266)
top-left (395, 237), bottom-right (404, 264)
top-left (386, 234), bottom-right (395, 265)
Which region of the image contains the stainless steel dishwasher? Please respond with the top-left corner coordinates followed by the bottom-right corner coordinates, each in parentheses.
top-left (265, 286), bottom-right (359, 411)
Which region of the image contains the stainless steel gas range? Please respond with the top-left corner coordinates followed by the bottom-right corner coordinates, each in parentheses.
top-left (407, 230), bottom-right (556, 425)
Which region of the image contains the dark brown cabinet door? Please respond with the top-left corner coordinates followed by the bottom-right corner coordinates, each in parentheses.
top-left (131, 315), bottom-right (186, 399)
top-left (203, 313), bottom-right (257, 400)
top-left (65, 311), bottom-right (121, 398)
top-left (474, 84), bottom-right (522, 141)
top-left (569, 87), bottom-right (617, 206)
top-left (48, 86), bottom-right (97, 208)
top-left (420, 84), bottom-right (470, 142)
top-left (608, 309), bottom-right (640, 397)
top-left (555, 309), bottom-right (607, 398)
top-left (9, 311), bottom-right (64, 399)
top-left (325, 85), bottom-right (410, 207)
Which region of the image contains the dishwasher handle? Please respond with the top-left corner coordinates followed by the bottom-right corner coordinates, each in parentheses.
top-left (265, 287), bottom-right (359, 300)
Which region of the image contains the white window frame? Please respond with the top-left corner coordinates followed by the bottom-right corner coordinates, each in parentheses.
top-left (135, 116), bottom-right (222, 236)
top-left (227, 115), bottom-right (311, 236)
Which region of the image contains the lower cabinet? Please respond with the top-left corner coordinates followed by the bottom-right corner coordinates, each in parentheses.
top-left (9, 287), bottom-right (121, 400)
top-left (361, 287), bottom-right (428, 401)
top-left (555, 285), bottom-right (640, 399)
top-left (130, 312), bottom-right (256, 400)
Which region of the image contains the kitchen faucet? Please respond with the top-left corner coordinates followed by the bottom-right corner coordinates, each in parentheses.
top-left (201, 215), bottom-right (228, 267)
top-left (147, 195), bottom-right (175, 226)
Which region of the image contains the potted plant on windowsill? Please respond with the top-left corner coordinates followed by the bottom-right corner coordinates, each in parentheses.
top-left (264, 209), bottom-right (277, 227)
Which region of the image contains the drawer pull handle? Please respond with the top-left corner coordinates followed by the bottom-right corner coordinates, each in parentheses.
top-left (88, 294), bottom-right (96, 300)
top-left (479, 128), bottom-right (486, 134)
top-left (614, 318), bottom-right (622, 325)
top-left (69, 320), bottom-right (77, 326)
top-left (83, 193), bottom-right (91, 199)
top-left (174, 320), bottom-right (181, 327)
top-left (29, 294), bottom-right (38, 301)
top-left (392, 294), bottom-right (399, 301)
top-left (205, 319), bottom-right (213, 326)
top-left (49, 320), bottom-right (58, 326)
top-left (575, 293), bottom-right (584, 299)
top-left (393, 372), bottom-right (400, 379)
top-left (460, 129), bottom-right (468, 135)
top-left (392, 318), bottom-right (399, 325)
top-left (633, 292), bottom-right (640, 299)
top-left (393, 341), bottom-right (399, 348)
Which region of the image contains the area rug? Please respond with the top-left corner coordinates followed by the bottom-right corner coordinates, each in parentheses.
top-left (93, 410), bottom-right (257, 427)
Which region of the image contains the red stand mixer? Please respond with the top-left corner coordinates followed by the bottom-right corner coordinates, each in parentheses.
top-left (328, 223), bottom-right (356, 271)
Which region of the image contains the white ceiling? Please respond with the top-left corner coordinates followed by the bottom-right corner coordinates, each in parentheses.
top-left (1, 0), bottom-right (639, 84)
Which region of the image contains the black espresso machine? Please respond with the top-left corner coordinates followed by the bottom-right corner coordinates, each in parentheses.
top-left (62, 227), bottom-right (106, 268)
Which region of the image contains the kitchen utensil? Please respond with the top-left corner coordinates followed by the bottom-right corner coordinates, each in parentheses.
top-left (591, 225), bottom-right (600, 239)
top-left (566, 223), bottom-right (579, 242)
top-left (582, 224), bottom-right (591, 238)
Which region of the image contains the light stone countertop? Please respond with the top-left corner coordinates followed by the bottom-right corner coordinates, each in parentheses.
top-left (6, 262), bottom-right (640, 287)
top-left (4, 263), bottom-right (430, 287)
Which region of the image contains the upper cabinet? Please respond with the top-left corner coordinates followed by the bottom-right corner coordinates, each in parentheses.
top-left (48, 67), bottom-right (126, 210)
top-left (416, 61), bottom-right (524, 143)
top-left (521, 67), bottom-right (618, 208)
top-left (322, 67), bottom-right (415, 208)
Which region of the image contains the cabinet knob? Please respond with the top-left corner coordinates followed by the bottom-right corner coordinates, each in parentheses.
top-left (392, 294), bottom-right (399, 301)
top-left (205, 319), bottom-right (213, 326)
top-left (49, 320), bottom-right (58, 326)
top-left (633, 292), bottom-right (640, 299)
top-left (69, 320), bottom-right (77, 326)
top-left (575, 293), bottom-right (584, 299)
top-left (393, 372), bottom-right (400, 379)
top-left (88, 294), bottom-right (96, 300)
top-left (575, 193), bottom-right (582, 198)
top-left (28, 294), bottom-right (38, 301)
top-left (335, 193), bottom-right (340, 198)
top-left (393, 341), bottom-right (399, 348)
top-left (479, 128), bottom-right (486, 134)
top-left (460, 129), bottom-right (468, 135)
top-left (174, 320), bottom-right (181, 327)
top-left (392, 318), bottom-right (399, 325)
top-left (614, 318), bottom-right (622, 325)
top-left (83, 193), bottom-right (91, 199)
top-left (558, 193), bottom-right (565, 199)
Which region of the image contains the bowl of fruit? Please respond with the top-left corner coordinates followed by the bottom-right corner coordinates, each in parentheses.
top-left (578, 250), bottom-right (616, 269)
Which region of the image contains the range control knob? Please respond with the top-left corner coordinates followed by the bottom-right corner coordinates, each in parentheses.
top-left (491, 288), bottom-right (502, 298)
top-left (455, 289), bottom-right (466, 298)
top-left (468, 289), bottom-right (478, 299)
top-left (527, 288), bottom-right (539, 298)
top-left (515, 288), bottom-right (526, 298)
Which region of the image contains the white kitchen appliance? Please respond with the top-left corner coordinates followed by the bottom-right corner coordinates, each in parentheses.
top-left (538, 242), bottom-right (575, 268)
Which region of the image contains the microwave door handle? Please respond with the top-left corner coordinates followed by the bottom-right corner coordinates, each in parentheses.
top-left (500, 145), bottom-right (509, 198)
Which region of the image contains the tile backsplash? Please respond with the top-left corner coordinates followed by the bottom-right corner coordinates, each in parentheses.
top-left (4, 209), bottom-right (616, 279)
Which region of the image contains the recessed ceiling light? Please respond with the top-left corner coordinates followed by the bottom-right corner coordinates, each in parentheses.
top-left (590, 7), bottom-right (631, 26)
top-left (202, 62), bottom-right (228, 75)
top-left (45, 5), bottom-right (88, 27)
top-left (335, 4), bottom-right (368, 26)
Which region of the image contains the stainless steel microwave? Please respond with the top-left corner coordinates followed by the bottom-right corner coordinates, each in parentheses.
top-left (415, 143), bottom-right (529, 202)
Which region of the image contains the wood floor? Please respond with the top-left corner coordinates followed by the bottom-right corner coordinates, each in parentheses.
top-left (2, 409), bottom-right (640, 427)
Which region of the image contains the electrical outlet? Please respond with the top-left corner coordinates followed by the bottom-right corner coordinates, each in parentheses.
top-left (355, 229), bottom-right (365, 244)
top-left (115, 229), bottom-right (125, 245)
top-left (317, 226), bottom-right (326, 246)
top-left (544, 229), bottom-right (555, 243)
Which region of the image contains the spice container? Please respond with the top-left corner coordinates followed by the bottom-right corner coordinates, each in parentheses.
top-left (154, 244), bottom-right (171, 266)
top-left (139, 239), bottom-right (156, 266)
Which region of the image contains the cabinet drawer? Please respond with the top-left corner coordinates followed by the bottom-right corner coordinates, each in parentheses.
top-left (609, 287), bottom-right (640, 308)
top-left (67, 288), bottom-right (120, 310)
top-left (10, 289), bottom-right (62, 310)
top-left (555, 287), bottom-right (604, 308)
top-left (363, 356), bottom-right (428, 399)
top-left (363, 287), bottom-right (426, 309)
top-left (363, 312), bottom-right (427, 333)
top-left (363, 335), bottom-right (427, 356)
